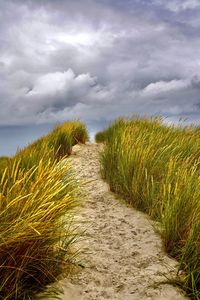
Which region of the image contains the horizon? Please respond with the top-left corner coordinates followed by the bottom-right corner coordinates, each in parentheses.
top-left (0, 116), bottom-right (198, 156)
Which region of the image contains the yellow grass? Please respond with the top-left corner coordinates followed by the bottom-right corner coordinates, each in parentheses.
top-left (0, 120), bottom-right (88, 299)
top-left (97, 116), bottom-right (200, 299)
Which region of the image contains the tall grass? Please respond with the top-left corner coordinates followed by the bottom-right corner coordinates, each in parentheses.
top-left (0, 120), bottom-right (88, 299)
top-left (95, 131), bottom-right (109, 143)
top-left (12, 120), bottom-right (89, 170)
top-left (0, 156), bottom-right (9, 171)
top-left (49, 121), bottom-right (89, 160)
top-left (97, 116), bottom-right (200, 299)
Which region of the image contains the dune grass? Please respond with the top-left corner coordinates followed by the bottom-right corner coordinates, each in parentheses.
top-left (0, 120), bottom-right (88, 299)
top-left (10, 120), bottom-right (89, 171)
top-left (49, 121), bottom-right (89, 160)
top-left (0, 156), bottom-right (9, 172)
top-left (95, 131), bottom-right (109, 143)
top-left (96, 116), bottom-right (200, 299)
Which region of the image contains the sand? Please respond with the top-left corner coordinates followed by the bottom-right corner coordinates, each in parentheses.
top-left (61, 143), bottom-right (188, 300)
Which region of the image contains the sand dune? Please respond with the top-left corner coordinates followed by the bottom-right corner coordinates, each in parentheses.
top-left (61, 143), bottom-right (188, 300)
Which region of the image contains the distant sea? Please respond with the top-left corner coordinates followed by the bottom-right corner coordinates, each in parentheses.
top-left (0, 123), bottom-right (100, 157)
top-left (0, 124), bottom-right (54, 157)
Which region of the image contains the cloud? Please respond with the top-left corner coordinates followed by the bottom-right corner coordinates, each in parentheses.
top-left (142, 79), bottom-right (189, 96)
top-left (152, 0), bottom-right (200, 12)
top-left (0, 0), bottom-right (199, 128)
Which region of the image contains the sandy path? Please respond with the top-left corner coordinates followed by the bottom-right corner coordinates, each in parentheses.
top-left (61, 143), bottom-right (188, 300)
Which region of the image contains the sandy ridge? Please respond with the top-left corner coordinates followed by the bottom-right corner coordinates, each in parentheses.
top-left (61, 143), bottom-right (188, 300)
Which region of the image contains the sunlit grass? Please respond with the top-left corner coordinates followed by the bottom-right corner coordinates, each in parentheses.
top-left (0, 156), bottom-right (9, 171)
top-left (11, 120), bottom-right (89, 171)
top-left (97, 116), bottom-right (200, 299)
top-left (49, 120), bottom-right (89, 160)
top-left (0, 120), bottom-right (88, 299)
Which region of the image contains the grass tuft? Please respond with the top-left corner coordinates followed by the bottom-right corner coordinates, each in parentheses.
top-left (97, 116), bottom-right (200, 299)
top-left (0, 120), bottom-right (88, 299)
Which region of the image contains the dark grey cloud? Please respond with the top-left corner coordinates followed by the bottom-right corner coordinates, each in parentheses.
top-left (0, 0), bottom-right (200, 129)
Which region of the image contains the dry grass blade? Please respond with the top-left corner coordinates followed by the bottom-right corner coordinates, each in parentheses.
top-left (97, 116), bottom-right (200, 299)
top-left (0, 120), bottom-right (88, 299)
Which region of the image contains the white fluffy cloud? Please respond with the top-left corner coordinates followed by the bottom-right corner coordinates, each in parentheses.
top-left (142, 79), bottom-right (189, 96)
top-left (27, 69), bottom-right (96, 98)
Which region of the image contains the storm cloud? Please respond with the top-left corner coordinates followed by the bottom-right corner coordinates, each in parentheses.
top-left (0, 0), bottom-right (200, 127)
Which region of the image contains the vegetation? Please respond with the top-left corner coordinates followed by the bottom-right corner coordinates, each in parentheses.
top-left (95, 130), bottom-right (110, 143)
top-left (96, 116), bottom-right (200, 299)
top-left (12, 120), bottom-right (89, 171)
top-left (0, 156), bottom-right (9, 171)
top-left (0, 120), bottom-right (88, 299)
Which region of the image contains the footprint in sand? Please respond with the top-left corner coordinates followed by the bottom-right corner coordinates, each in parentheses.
top-left (61, 143), bottom-right (188, 300)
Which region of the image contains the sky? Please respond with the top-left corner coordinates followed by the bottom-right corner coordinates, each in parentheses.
top-left (0, 0), bottom-right (200, 155)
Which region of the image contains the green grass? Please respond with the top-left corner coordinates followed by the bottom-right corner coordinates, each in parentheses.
top-left (97, 116), bottom-right (200, 299)
top-left (12, 120), bottom-right (89, 171)
top-left (49, 120), bottom-right (89, 160)
top-left (95, 130), bottom-right (109, 143)
top-left (0, 120), bottom-right (88, 299)
top-left (0, 156), bottom-right (9, 171)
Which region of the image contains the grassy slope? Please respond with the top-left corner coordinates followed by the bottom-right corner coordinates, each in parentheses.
top-left (96, 117), bottom-right (200, 299)
top-left (0, 121), bottom-right (88, 300)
